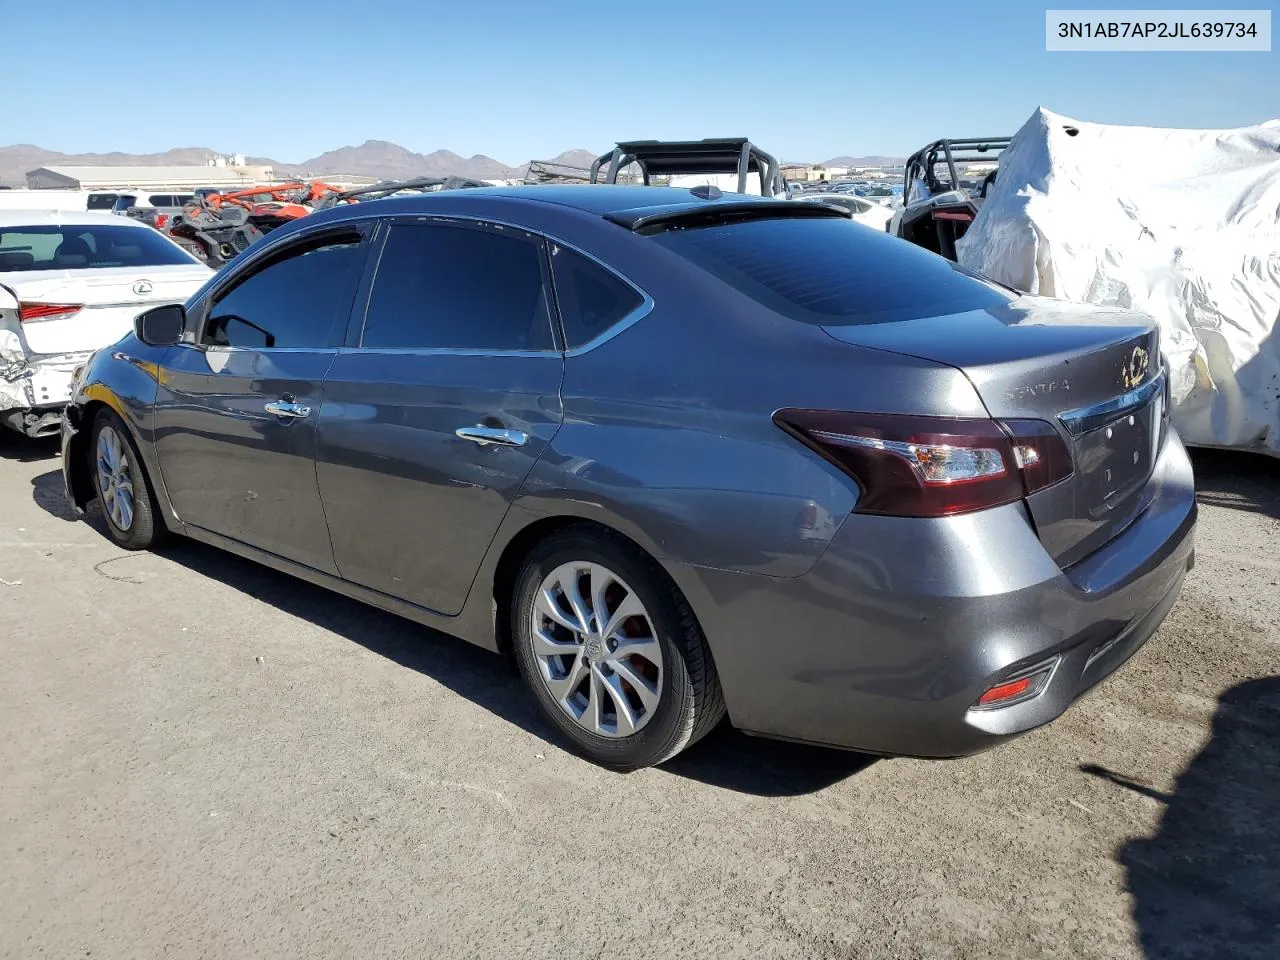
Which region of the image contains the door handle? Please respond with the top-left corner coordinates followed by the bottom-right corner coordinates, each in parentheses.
top-left (265, 398), bottom-right (311, 419)
top-left (455, 425), bottom-right (528, 448)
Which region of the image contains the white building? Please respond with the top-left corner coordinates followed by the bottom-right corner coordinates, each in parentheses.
top-left (26, 164), bottom-right (276, 191)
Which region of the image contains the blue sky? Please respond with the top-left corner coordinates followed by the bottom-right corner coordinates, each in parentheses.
top-left (4, 0), bottom-right (1275, 162)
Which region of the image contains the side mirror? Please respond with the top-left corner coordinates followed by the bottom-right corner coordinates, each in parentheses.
top-left (135, 304), bottom-right (185, 346)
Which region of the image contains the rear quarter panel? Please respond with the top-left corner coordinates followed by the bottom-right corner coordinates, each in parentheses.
top-left (504, 223), bottom-right (991, 579)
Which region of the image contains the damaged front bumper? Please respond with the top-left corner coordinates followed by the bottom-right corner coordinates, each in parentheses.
top-left (1, 350), bottom-right (93, 437)
top-left (60, 403), bottom-right (86, 515)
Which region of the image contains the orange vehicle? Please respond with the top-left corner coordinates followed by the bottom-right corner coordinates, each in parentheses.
top-left (168, 177), bottom-right (488, 267)
top-left (166, 181), bottom-right (346, 265)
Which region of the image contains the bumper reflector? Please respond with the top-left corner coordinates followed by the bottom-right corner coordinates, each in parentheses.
top-left (977, 677), bottom-right (1032, 705)
top-left (974, 661), bottom-right (1057, 709)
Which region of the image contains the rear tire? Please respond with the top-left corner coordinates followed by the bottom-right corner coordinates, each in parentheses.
top-left (511, 526), bottom-right (725, 770)
top-left (90, 409), bottom-right (164, 551)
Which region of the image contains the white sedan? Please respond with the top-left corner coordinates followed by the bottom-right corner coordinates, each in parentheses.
top-left (795, 192), bottom-right (894, 230)
top-left (0, 210), bottom-right (212, 437)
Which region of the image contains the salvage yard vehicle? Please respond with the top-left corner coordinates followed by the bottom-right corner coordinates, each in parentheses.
top-left (169, 177), bottom-right (491, 267)
top-left (524, 160), bottom-right (593, 184)
top-left (0, 190), bottom-right (91, 213)
top-left (0, 210), bottom-right (211, 437)
top-left (890, 137), bottom-right (1010, 260)
top-left (796, 192), bottom-right (894, 230)
top-left (61, 186), bottom-right (1195, 770)
top-left (167, 181), bottom-right (347, 266)
top-left (589, 138), bottom-right (790, 196)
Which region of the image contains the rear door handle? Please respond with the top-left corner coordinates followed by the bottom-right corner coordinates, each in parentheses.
top-left (455, 425), bottom-right (528, 447)
top-left (265, 398), bottom-right (311, 419)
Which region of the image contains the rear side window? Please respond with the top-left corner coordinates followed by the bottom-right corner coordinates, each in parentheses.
top-left (650, 217), bottom-right (1011, 326)
top-left (204, 233), bottom-right (365, 348)
top-left (361, 222), bottom-right (553, 352)
top-left (549, 245), bottom-right (643, 349)
top-left (148, 195), bottom-right (174, 207)
top-left (0, 224), bottom-right (198, 272)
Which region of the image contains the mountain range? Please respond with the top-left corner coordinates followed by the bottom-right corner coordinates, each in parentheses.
top-left (0, 141), bottom-right (903, 185)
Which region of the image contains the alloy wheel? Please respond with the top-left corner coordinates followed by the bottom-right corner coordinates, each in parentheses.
top-left (96, 425), bottom-right (135, 532)
top-left (530, 562), bottom-right (664, 738)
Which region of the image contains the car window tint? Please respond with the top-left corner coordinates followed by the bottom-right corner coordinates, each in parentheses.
top-left (148, 195), bottom-right (172, 207)
top-left (205, 234), bottom-right (364, 348)
top-left (361, 222), bottom-right (553, 351)
top-left (0, 224), bottom-right (198, 272)
top-left (651, 216), bottom-right (1012, 326)
top-left (86, 194), bottom-right (117, 210)
top-left (550, 245), bottom-right (643, 349)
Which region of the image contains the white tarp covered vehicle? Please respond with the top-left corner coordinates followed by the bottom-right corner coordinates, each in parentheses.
top-left (958, 108), bottom-right (1280, 455)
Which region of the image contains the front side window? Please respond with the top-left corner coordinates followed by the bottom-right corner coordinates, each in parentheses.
top-left (203, 232), bottom-right (365, 349)
top-left (549, 245), bottom-right (643, 349)
top-left (360, 222), bottom-right (553, 352)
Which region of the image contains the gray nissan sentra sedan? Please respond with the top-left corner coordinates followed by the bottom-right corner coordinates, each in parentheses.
top-left (60, 185), bottom-right (1196, 770)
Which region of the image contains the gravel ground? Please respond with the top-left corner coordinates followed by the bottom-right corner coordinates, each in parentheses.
top-left (0, 435), bottom-right (1276, 960)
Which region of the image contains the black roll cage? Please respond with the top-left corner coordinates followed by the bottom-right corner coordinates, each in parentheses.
top-left (588, 138), bottom-right (788, 197)
top-left (902, 137), bottom-right (1011, 195)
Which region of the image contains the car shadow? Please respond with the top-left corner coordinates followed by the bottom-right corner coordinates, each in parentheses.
top-left (0, 432), bottom-right (59, 463)
top-left (660, 724), bottom-right (876, 795)
top-left (30, 466), bottom-right (85, 522)
top-left (1191, 448), bottom-right (1280, 520)
top-left (28, 468), bottom-right (870, 796)
top-left (1083, 676), bottom-right (1280, 959)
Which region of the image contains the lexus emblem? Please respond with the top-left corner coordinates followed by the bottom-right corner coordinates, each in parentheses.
top-left (1121, 345), bottom-right (1149, 390)
top-left (132, 279), bottom-right (153, 296)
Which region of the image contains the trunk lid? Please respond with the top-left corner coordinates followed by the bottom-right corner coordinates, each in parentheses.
top-left (1, 264), bottom-right (211, 355)
top-left (822, 295), bottom-right (1168, 566)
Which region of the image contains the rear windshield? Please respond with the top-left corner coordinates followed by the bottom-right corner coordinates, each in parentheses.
top-left (0, 224), bottom-right (197, 272)
top-left (650, 216), bottom-right (1012, 325)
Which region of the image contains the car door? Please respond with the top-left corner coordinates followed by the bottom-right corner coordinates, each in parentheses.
top-left (316, 217), bottom-right (565, 616)
top-left (152, 224), bottom-right (371, 574)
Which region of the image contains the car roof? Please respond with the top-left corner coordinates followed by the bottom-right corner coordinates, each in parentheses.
top-left (312, 184), bottom-right (787, 230)
top-left (0, 209), bottom-right (148, 229)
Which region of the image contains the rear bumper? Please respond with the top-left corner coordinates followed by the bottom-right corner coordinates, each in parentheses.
top-left (1, 352), bottom-right (90, 435)
top-left (671, 431), bottom-right (1197, 758)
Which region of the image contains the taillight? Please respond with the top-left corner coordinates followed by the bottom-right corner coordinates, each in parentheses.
top-left (1002, 418), bottom-right (1073, 498)
top-left (774, 410), bottom-right (1073, 518)
top-left (154, 214), bottom-right (169, 229)
top-left (18, 302), bottom-right (83, 323)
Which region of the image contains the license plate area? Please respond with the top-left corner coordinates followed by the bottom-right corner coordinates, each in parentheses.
top-left (1076, 391), bottom-right (1161, 517)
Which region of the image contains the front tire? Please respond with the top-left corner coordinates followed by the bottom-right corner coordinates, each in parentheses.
top-left (90, 409), bottom-right (163, 550)
top-left (511, 526), bottom-right (725, 770)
